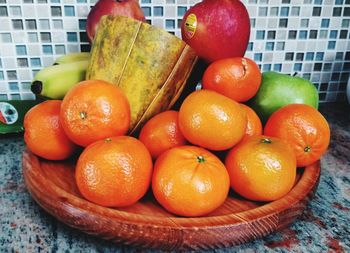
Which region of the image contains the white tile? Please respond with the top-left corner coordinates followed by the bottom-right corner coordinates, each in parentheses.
top-left (0, 45), bottom-right (15, 57)
top-left (17, 69), bottom-right (32, 81)
top-left (0, 18), bottom-right (11, 31)
top-left (51, 31), bottom-right (66, 43)
top-left (22, 5), bottom-right (36, 18)
top-left (63, 18), bottom-right (78, 30)
top-left (12, 31), bottom-right (27, 43)
top-left (3, 58), bottom-right (16, 68)
top-left (36, 5), bottom-right (50, 18)
top-left (27, 45), bottom-right (41, 56)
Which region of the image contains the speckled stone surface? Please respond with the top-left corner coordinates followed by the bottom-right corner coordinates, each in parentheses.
top-left (1, 103), bottom-right (349, 253)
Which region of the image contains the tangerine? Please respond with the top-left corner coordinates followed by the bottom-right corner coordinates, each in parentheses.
top-left (264, 103), bottom-right (330, 167)
top-left (152, 145), bottom-right (230, 217)
top-left (60, 80), bottom-right (130, 147)
top-left (139, 110), bottom-right (186, 159)
top-left (240, 103), bottom-right (263, 142)
top-left (202, 57), bottom-right (261, 102)
top-left (75, 136), bottom-right (153, 207)
top-left (178, 89), bottom-right (247, 151)
top-left (24, 100), bottom-right (76, 160)
top-left (225, 135), bottom-right (296, 201)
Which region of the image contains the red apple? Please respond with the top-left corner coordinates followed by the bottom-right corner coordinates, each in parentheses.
top-left (86, 0), bottom-right (145, 42)
top-left (181, 0), bottom-right (250, 63)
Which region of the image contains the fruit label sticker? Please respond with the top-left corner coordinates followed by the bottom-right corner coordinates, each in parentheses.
top-left (184, 14), bottom-right (197, 39)
top-left (0, 102), bottom-right (19, 125)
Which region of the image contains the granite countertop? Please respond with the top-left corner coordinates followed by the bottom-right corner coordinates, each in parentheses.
top-left (0, 102), bottom-right (349, 252)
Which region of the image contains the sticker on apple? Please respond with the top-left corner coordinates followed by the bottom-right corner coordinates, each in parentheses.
top-left (184, 14), bottom-right (197, 39)
top-left (0, 102), bottom-right (18, 125)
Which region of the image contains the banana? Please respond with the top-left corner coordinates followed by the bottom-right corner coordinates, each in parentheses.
top-left (53, 52), bottom-right (90, 65)
top-left (31, 60), bottom-right (89, 99)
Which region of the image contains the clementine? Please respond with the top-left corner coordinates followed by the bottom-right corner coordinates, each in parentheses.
top-left (24, 100), bottom-right (76, 160)
top-left (178, 89), bottom-right (247, 151)
top-left (75, 136), bottom-right (153, 207)
top-left (60, 80), bottom-right (130, 147)
top-left (264, 103), bottom-right (330, 167)
top-left (225, 135), bottom-right (296, 202)
top-left (138, 110), bottom-right (186, 159)
top-left (202, 57), bottom-right (261, 102)
top-left (152, 145), bottom-right (230, 217)
top-left (240, 103), bottom-right (263, 142)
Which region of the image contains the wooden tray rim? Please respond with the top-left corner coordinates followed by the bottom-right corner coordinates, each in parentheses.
top-left (22, 150), bottom-right (320, 230)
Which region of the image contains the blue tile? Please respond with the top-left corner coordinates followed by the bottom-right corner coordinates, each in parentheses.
top-left (76, 0), bottom-right (86, 2)
top-left (328, 41), bottom-right (336, 49)
top-left (299, 30), bottom-right (308, 39)
top-left (142, 7), bottom-right (151, 16)
top-left (330, 30), bottom-right (338, 39)
top-left (294, 63), bottom-right (302, 71)
top-left (79, 19), bottom-right (86, 30)
top-left (142, 0), bottom-right (151, 3)
top-left (30, 58), bottom-right (41, 67)
top-left (263, 64), bottom-right (271, 71)
top-left (42, 45), bottom-right (53, 54)
top-left (254, 53), bottom-right (262, 61)
top-left (0, 71), bottom-right (4, 80)
top-left (256, 30), bottom-right (265, 39)
top-left (266, 42), bottom-right (274, 51)
top-left (165, 19), bottom-right (175, 29)
top-left (306, 52), bottom-right (314, 60)
top-left (9, 82), bottom-right (19, 92)
top-left (177, 7), bottom-right (187, 16)
top-left (67, 32), bottom-right (78, 42)
top-left (64, 6), bottom-right (75, 16)
top-left (15, 45), bottom-right (27, 55)
top-left (280, 7), bottom-right (289, 16)
top-left (273, 64), bottom-right (282, 71)
top-left (335, 0), bottom-right (343, 4)
top-left (247, 42), bottom-right (253, 51)
top-left (321, 18), bottom-right (330, 28)
top-left (153, 7), bottom-right (163, 16)
top-left (316, 52), bottom-right (324, 60)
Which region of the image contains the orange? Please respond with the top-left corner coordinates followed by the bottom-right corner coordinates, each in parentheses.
top-left (138, 110), bottom-right (186, 159)
top-left (75, 136), bottom-right (153, 207)
top-left (152, 145), bottom-right (230, 217)
top-left (202, 57), bottom-right (261, 102)
top-left (60, 80), bottom-right (130, 147)
top-left (24, 100), bottom-right (76, 160)
top-left (240, 103), bottom-right (263, 142)
top-left (225, 135), bottom-right (296, 202)
top-left (178, 89), bottom-right (247, 151)
top-left (264, 103), bottom-right (330, 167)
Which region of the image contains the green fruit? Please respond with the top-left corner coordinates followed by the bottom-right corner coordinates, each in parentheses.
top-left (249, 71), bottom-right (319, 123)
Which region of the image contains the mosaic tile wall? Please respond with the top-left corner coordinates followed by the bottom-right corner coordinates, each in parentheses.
top-left (0, 0), bottom-right (349, 102)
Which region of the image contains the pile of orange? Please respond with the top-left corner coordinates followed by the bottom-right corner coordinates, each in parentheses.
top-left (24, 57), bottom-right (330, 217)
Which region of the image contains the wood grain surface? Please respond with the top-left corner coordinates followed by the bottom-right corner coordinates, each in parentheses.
top-left (22, 150), bottom-right (320, 251)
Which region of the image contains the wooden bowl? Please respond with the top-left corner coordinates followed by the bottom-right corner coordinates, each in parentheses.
top-left (22, 150), bottom-right (320, 251)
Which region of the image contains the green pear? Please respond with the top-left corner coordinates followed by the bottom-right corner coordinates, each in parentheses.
top-left (249, 71), bottom-right (319, 124)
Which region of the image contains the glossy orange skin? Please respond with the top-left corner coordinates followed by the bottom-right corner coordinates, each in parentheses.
top-left (152, 145), bottom-right (230, 217)
top-left (225, 135), bottom-right (296, 202)
top-left (178, 90), bottom-right (247, 151)
top-left (139, 110), bottom-right (186, 159)
top-left (75, 136), bottom-right (153, 207)
top-left (24, 100), bottom-right (76, 160)
top-left (264, 104), bottom-right (330, 167)
top-left (202, 57), bottom-right (262, 102)
top-left (60, 80), bottom-right (130, 147)
top-left (240, 103), bottom-right (263, 142)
